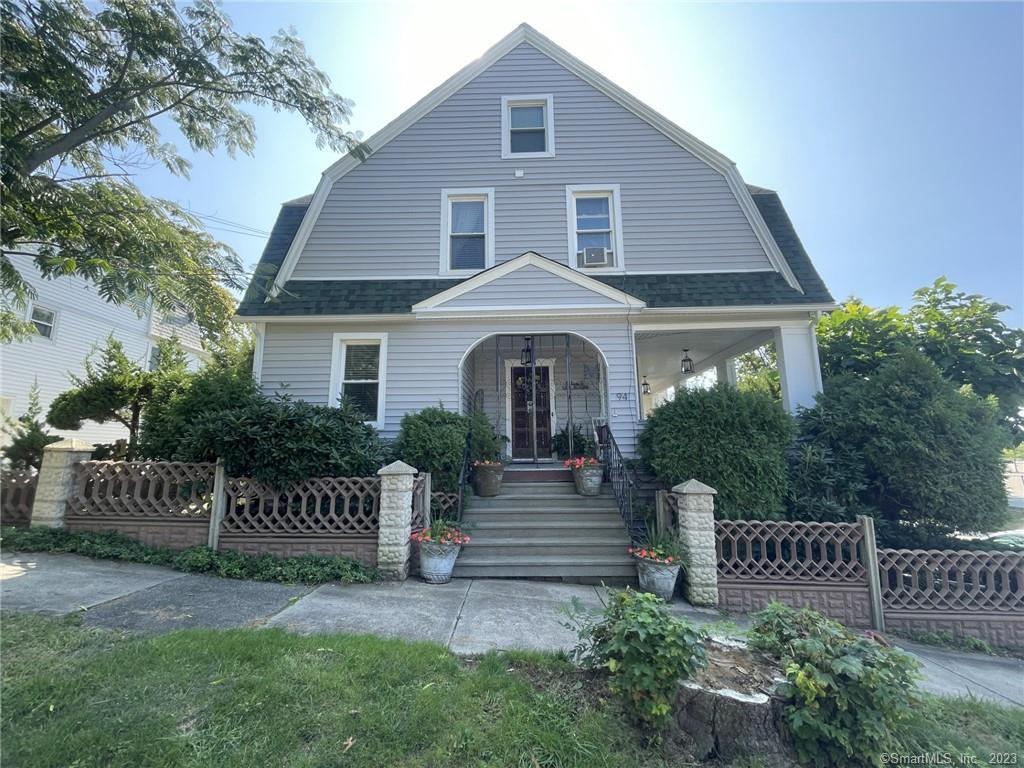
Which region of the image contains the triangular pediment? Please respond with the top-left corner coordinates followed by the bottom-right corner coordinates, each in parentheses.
top-left (412, 252), bottom-right (645, 313)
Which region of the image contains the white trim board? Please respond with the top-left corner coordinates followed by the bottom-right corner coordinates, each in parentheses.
top-left (269, 23), bottom-right (803, 296)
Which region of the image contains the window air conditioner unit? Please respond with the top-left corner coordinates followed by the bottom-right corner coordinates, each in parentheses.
top-left (579, 247), bottom-right (611, 267)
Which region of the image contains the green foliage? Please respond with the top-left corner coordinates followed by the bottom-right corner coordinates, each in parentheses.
top-left (551, 423), bottom-right (596, 459)
top-left (638, 384), bottom-right (794, 518)
top-left (173, 394), bottom-right (386, 488)
top-left (817, 280), bottom-right (1024, 433)
top-left (735, 343), bottom-right (781, 400)
top-left (564, 588), bottom-right (707, 728)
top-left (784, 441), bottom-right (867, 523)
top-left (796, 350), bottom-right (1009, 543)
top-left (47, 336), bottom-right (188, 458)
top-left (139, 347), bottom-right (258, 460)
top-left (393, 406), bottom-right (469, 493)
top-left (748, 603), bottom-right (920, 767)
top-left (0, 526), bottom-right (376, 584)
top-left (466, 409), bottom-right (505, 463)
top-left (2, 0), bottom-right (365, 341)
top-left (1, 384), bottom-right (60, 469)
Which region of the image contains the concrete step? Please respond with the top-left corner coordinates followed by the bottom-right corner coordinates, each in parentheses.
top-left (463, 510), bottom-right (623, 524)
top-left (480, 481), bottom-right (580, 496)
top-left (466, 519), bottom-right (627, 537)
top-left (464, 539), bottom-right (630, 559)
top-left (469, 495), bottom-right (616, 510)
top-left (453, 554), bottom-right (638, 580)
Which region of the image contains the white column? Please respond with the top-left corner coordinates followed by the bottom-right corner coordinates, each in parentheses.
top-left (774, 323), bottom-right (823, 413)
top-left (31, 439), bottom-right (95, 528)
top-left (376, 460), bottom-right (418, 580)
top-left (715, 359), bottom-right (737, 387)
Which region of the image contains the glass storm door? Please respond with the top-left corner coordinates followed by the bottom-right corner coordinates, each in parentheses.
top-left (511, 366), bottom-right (552, 460)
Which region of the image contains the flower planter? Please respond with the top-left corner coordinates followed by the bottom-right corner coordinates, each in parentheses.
top-left (419, 542), bottom-right (462, 584)
top-left (573, 465), bottom-right (604, 496)
top-left (636, 558), bottom-right (681, 601)
top-left (471, 463), bottom-right (504, 497)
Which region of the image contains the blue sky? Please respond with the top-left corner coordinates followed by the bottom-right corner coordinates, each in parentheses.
top-left (133, 1), bottom-right (1024, 324)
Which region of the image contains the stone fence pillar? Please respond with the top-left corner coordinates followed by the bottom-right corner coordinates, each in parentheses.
top-left (673, 479), bottom-right (719, 607)
top-left (376, 460), bottom-right (417, 580)
top-left (31, 439), bottom-right (95, 528)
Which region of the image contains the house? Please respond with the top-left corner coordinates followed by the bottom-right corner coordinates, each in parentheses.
top-left (237, 23), bottom-right (834, 467)
top-left (1, 252), bottom-right (208, 446)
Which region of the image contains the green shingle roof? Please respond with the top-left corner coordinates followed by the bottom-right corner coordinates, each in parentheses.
top-left (236, 186), bottom-right (833, 317)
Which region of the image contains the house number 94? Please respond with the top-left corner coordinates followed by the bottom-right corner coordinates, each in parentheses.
top-left (615, 392), bottom-right (631, 401)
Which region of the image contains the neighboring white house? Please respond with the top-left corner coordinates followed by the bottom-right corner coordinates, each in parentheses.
top-left (236, 24), bottom-right (836, 460)
top-left (1, 252), bottom-right (208, 445)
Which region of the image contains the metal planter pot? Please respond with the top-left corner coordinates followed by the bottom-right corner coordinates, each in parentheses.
top-left (419, 542), bottom-right (462, 584)
top-left (471, 464), bottom-right (504, 497)
top-left (573, 465), bottom-right (604, 496)
top-left (636, 558), bottom-right (681, 601)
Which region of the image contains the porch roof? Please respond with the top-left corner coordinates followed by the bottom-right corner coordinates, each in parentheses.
top-left (236, 188), bottom-right (834, 318)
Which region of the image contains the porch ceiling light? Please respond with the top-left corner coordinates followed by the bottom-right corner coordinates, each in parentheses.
top-left (680, 349), bottom-right (695, 375)
top-left (520, 336), bottom-right (533, 366)
top-left (641, 376), bottom-right (651, 396)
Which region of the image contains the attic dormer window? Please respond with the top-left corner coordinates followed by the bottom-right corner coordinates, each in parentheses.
top-left (501, 95), bottom-right (554, 159)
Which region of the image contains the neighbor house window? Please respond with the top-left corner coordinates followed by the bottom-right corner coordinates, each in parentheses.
top-left (566, 185), bottom-right (624, 271)
top-left (30, 305), bottom-right (56, 339)
top-left (329, 333), bottom-right (388, 427)
top-left (440, 188), bottom-right (494, 274)
top-left (501, 95), bottom-right (554, 158)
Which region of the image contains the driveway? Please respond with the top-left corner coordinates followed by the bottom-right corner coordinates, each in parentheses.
top-left (3, 551), bottom-right (1022, 707)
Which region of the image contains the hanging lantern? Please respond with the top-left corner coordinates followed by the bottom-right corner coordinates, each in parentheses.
top-left (520, 336), bottom-right (533, 366)
top-left (680, 349), bottom-right (695, 375)
top-left (641, 376), bottom-right (651, 396)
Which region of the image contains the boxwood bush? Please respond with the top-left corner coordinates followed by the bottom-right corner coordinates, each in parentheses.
top-left (638, 384), bottom-right (794, 518)
top-left (393, 406), bottom-right (470, 492)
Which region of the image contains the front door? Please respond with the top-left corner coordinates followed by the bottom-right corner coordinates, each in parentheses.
top-left (511, 366), bottom-right (552, 459)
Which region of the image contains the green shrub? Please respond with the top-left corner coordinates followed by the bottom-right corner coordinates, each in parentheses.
top-left (467, 409), bottom-right (505, 463)
top-left (638, 384), bottom-right (794, 518)
top-left (0, 526), bottom-right (376, 584)
top-left (748, 603), bottom-right (920, 767)
top-left (564, 588), bottom-right (707, 728)
top-left (1, 386), bottom-right (60, 469)
top-left (139, 351), bottom-right (258, 460)
top-left (796, 350), bottom-right (1009, 544)
top-left (173, 394), bottom-right (386, 488)
top-left (551, 423), bottom-right (596, 459)
top-left (393, 406), bottom-right (469, 492)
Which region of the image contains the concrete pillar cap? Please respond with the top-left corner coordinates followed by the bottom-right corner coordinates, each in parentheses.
top-left (377, 460), bottom-right (418, 476)
top-left (43, 438), bottom-right (95, 453)
top-left (672, 479), bottom-right (718, 495)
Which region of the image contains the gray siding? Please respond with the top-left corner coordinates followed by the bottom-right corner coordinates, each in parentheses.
top-left (292, 43), bottom-right (772, 280)
top-left (438, 265), bottom-right (622, 308)
top-left (259, 317), bottom-right (643, 455)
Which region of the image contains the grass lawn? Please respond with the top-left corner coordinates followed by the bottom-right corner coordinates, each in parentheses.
top-left (2, 613), bottom-right (1022, 768)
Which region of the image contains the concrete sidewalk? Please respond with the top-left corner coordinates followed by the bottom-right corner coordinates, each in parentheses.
top-left (2, 551), bottom-right (1021, 706)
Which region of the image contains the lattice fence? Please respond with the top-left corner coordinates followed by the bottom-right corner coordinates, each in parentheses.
top-left (878, 548), bottom-right (1024, 612)
top-left (221, 476), bottom-right (380, 535)
top-left (431, 491), bottom-right (460, 520)
top-left (412, 475), bottom-right (429, 531)
top-left (716, 520), bottom-right (867, 583)
top-left (1, 469), bottom-right (38, 526)
top-left (68, 461), bottom-right (215, 518)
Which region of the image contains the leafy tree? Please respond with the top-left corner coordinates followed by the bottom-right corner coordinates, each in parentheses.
top-left (1, 0), bottom-right (365, 341)
top-left (797, 350), bottom-right (1008, 544)
top-left (734, 343), bottom-right (780, 400)
top-left (1, 383), bottom-right (60, 469)
top-left (47, 336), bottom-right (187, 458)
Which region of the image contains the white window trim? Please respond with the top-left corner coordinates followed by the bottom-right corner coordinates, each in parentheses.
top-left (439, 188), bottom-right (495, 276)
top-left (328, 332), bottom-right (388, 428)
top-left (565, 184), bottom-right (625, 274)
top-left (501, 94), bottom-right (555, 159)
top-left (27, 301), bottom-right (57, 341)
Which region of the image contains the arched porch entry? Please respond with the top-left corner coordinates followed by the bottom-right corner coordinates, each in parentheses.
top-left (458, 333), bottom-right (609, 462)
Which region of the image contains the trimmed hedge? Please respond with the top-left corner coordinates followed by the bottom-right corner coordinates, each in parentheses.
top-left (0, 527), bottom-right (377, 585)
top-left (393, 406), bottom-right (469, 493)
top-left (638, 384), bottom-right (794, 518)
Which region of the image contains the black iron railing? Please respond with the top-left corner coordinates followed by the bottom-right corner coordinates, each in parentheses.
top-left (456, 433), bottom-right (471, 522)
top-left (597, 423), bottom-right (648, 544)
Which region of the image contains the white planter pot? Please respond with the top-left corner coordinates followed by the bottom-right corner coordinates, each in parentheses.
top-left (419, 542), bottom-right (462, 584)
top-left (573, 465), bottom-right (604, 496)
top-left (636, 558), bottom-right (681, 601)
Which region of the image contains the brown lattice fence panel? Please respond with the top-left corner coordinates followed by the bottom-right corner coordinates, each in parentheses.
top-left (222, 476), bottom-right (380, 535)
top-left (68, 461), bottom-right (215, 518)
top-left (877, 548), bottom-right (1024, 612)
top-left (411, 475), bottom-right (428, 531)
top-left (716, 520), bottom-right (867, 583)
top-left (430, 492), bottom-right (460, 520)
top-left (1, 469), bottom-right (38, 526)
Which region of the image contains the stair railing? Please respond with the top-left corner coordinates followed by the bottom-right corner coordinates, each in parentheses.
top-left (595, 422), bottom-right (648, 544)
top-left (456, 432), bottom-right (471, 522)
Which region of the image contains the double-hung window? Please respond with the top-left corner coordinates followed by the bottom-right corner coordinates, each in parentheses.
top-left (501, 95), bottom-right (554, 158)
top-left (441, 188), bottom-right (494, 274)
top-left (30, 305), bottom-right (56, 339)
top-left (330, 333), bottom-right (387, 427)
top-left (566, 185), bottom-right (624, 271)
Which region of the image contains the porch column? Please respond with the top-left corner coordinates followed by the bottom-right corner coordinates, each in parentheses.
top-left (715, 359), bottom-right (737, 387)
top-left (774, 322), bottom-right (823, 413)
